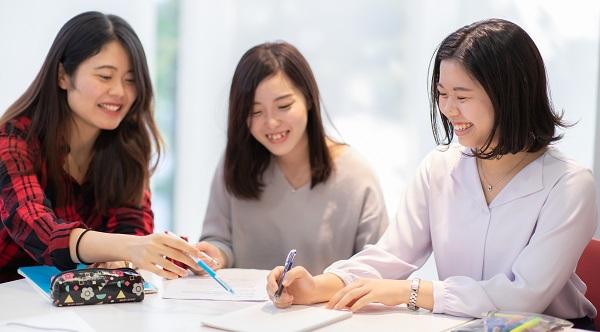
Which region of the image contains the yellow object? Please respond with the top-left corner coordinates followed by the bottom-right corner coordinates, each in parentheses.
top-left (510, 317), bottom-right (541, 332)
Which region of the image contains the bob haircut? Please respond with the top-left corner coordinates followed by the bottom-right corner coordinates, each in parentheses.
top-left (429, 18), bottom-right (567, 159)
top-left (1, 11), bottom-right (161, 212)
top-left (225, 41), bottom-right (333, 199)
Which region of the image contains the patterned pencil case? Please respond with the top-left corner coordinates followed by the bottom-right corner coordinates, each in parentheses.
top-left (50, 267), bottom-right (145, 306)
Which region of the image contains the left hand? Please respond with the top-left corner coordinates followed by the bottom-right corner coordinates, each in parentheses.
top-left (90, 261), bottom-right (131, 269)
top-left (326, 278), bottom-right (408, 312)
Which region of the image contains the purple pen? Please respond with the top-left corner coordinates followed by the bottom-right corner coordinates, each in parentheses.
top-left (275, 249), bottom-right (297, 298)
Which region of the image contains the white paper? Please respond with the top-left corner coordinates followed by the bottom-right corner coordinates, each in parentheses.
top-left (202, 303), bottom-right (352, 332)
top-left (0, 311), bottom-right (95, 332)
top-left (161, 268), bottom-right (269, 301)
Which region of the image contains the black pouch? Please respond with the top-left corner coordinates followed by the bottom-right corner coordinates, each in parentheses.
top-left (50, 267), bottom-right (145, 306)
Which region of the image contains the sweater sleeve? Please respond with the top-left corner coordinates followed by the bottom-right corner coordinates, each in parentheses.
top-left (199, 160), bottom-right (234, 267)
top-left (0, 125), bottom-right (81, 270)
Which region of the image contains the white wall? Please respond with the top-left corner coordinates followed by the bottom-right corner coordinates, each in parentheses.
top-left (0, 1), bottom-right (156, 113)
top-left (172, 0), bottom-right (600, 246)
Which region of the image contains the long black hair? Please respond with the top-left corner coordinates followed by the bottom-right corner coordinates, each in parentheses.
top-left (225, 41), bottom-right (333, 199)
top-left (1, 11), bottom-right (162, 212)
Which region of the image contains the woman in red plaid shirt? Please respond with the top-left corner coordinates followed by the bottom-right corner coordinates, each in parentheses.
top-left (0, 12), bottom-right (203, 282)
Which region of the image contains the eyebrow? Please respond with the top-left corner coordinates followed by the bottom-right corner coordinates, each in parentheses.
top-left (94, 65), bottom-right (117, 71)
top-left (437, 83), bottom-right (473, 92)
top-left (253, 93), bottom-right (294, 105)
top-left (93, 65), bottom-right (134, 73)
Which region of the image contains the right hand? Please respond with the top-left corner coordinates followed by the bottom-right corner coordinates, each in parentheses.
top-left (266, 266), bottom-right (317, 308)
top-left (126, 233), bottom-right (203, 279)
top-left (192, 241), bottom-right (227, 274)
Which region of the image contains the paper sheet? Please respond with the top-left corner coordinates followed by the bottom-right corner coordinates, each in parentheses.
top-left (161, 268), bottom-right (269, 301)
top-left (0, 311), bottom-right (95, 332)
top-left (202, 303), bottom-right (352, 332)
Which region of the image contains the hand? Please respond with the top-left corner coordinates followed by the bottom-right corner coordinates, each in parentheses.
top-left (326, 278), bottom-right (408, 312)
top-left (90, 261), bottom-right (131, 269)
top-left (192, 241), bottom-right (226, 275)
top-left (125, 233), bottom-right (203, 279)
top-left (266, 266), bottom-right (317, 308)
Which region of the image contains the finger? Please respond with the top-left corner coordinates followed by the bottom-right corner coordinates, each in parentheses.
top-left (327, 281), bottom-right (362, 308)
top-left (197, 252), bottom-right (220, 270)
top-left (160, 243), bottom-right (202, 273)
top-left (144, 262), bottom-right (179, 280)
top-left (350, 295), bottom-right (372, 312)
top-left (334, 287), bottom-right (369, 310)
top-left (266, 266), bottom-right (284, 295)
top-left (161, 234), bottom-right (203, 258)
top-left (281, 266), bottom-right (309, 287)
top-left (273, 292), bottom-right (294, 308)
top-left (155, 254), bottom-right (189, 277)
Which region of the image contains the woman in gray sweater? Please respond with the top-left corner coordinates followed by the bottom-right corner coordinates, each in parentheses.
top-left (196, 42), bottom-right (389, 274)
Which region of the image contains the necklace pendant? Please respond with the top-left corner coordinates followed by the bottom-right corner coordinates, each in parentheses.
top-left (487, 185), bottom-right (493, 192)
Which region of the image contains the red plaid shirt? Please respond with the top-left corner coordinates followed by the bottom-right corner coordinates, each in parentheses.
top-left (0, 116), bottom-right (154, 282)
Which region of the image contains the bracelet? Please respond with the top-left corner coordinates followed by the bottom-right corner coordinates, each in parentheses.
top-left (408, 278), bottom-right (420, 311)
top-left (75, 229), bottom-right (93, 265)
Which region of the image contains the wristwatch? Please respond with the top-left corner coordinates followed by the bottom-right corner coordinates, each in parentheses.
top-left (408, 278), bottom-right (420, 311)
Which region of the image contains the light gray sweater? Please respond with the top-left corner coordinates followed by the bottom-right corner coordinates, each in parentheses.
top-left (199, 148), bottom-right (389, 274)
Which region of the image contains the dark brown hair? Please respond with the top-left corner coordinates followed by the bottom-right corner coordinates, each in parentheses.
top-left (429, 18), bottom-right (567, 159)
top-left (0, 11), bottom-right (161, 213)
top-left (225, 41), bottom-right (332, 199)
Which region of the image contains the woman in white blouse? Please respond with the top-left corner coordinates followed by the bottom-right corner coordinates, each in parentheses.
top-left (266, 19), bottom-right (597, 330)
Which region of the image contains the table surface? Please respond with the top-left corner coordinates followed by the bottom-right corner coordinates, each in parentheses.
top-left (0, 269), bottom-right (584, 332)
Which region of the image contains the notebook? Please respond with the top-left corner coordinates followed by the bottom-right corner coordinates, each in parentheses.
top-left (201, 302), bottom-right (352, 332)
top-left (17, 265), bottom-right (157, 302)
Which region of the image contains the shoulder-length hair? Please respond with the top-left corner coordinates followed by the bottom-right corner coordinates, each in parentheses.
top-left (429, 18), bottom-right (567, 159)
top-left (225, 41), bottom-right (332, 199)
top-left (0, 11), bottom-right (161, 213)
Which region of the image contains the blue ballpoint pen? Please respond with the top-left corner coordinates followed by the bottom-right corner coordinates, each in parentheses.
top-left (196, 259), bottom-right (235, 294)
top-left (275, 249), bottom-right (297, 298)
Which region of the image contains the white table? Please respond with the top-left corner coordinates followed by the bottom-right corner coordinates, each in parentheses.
top-left (0, 270), bottom-right (583, 332)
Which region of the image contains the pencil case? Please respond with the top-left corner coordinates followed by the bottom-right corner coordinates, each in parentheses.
top-left (451, 311), bottom-right (573, 332)
top-left (50, 267), bottom-right (145, 306)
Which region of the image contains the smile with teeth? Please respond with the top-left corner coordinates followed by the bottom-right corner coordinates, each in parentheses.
top-left (98, 103), bottom-right (122, 112)
top-left (453, 123), bottom-right (473, 132)
top-left (266, 130), bottom-right (289, 142)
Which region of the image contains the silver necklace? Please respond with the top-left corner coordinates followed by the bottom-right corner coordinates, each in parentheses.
top-left (477, 154), bottom-right (528, 192)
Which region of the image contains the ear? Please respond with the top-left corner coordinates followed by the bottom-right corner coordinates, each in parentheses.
top-left (57, 63), bottom-right (70, 90)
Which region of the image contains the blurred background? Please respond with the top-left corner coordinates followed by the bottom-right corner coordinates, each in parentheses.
top-left (1, 0), bottom-right (599, 278)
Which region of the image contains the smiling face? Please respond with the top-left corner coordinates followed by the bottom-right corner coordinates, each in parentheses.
top-left (437, 59), bottom-right (496, 150)
top-left (248, 71), bottom-right (309, 161)
top-left (58, 40), bottom-right (136, 139)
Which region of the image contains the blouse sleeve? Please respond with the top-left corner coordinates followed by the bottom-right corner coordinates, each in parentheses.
top-left (199, 161), bottom-right (234, 267)
top-left (105, 189), bottom-right (154, 236)
top-left (432, 169), bottom-right (597, 317)
top-left (0, 128), bottom-right (81, 269)
top-left (325, 152), bottom-right (434, 284)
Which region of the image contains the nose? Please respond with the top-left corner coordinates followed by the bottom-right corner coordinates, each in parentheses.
top-left (109, 80), bottom-right (125, 97)
top-left (265, 111), bottom-right (280, 128)
top-left (440, 97), bottom-right (459, 117)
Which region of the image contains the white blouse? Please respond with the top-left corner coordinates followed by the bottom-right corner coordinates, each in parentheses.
top-left (325, 145), bottom-right (597, 319)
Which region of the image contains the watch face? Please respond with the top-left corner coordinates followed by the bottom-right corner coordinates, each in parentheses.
top-left (411, 278), bottom-right (420, 290)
